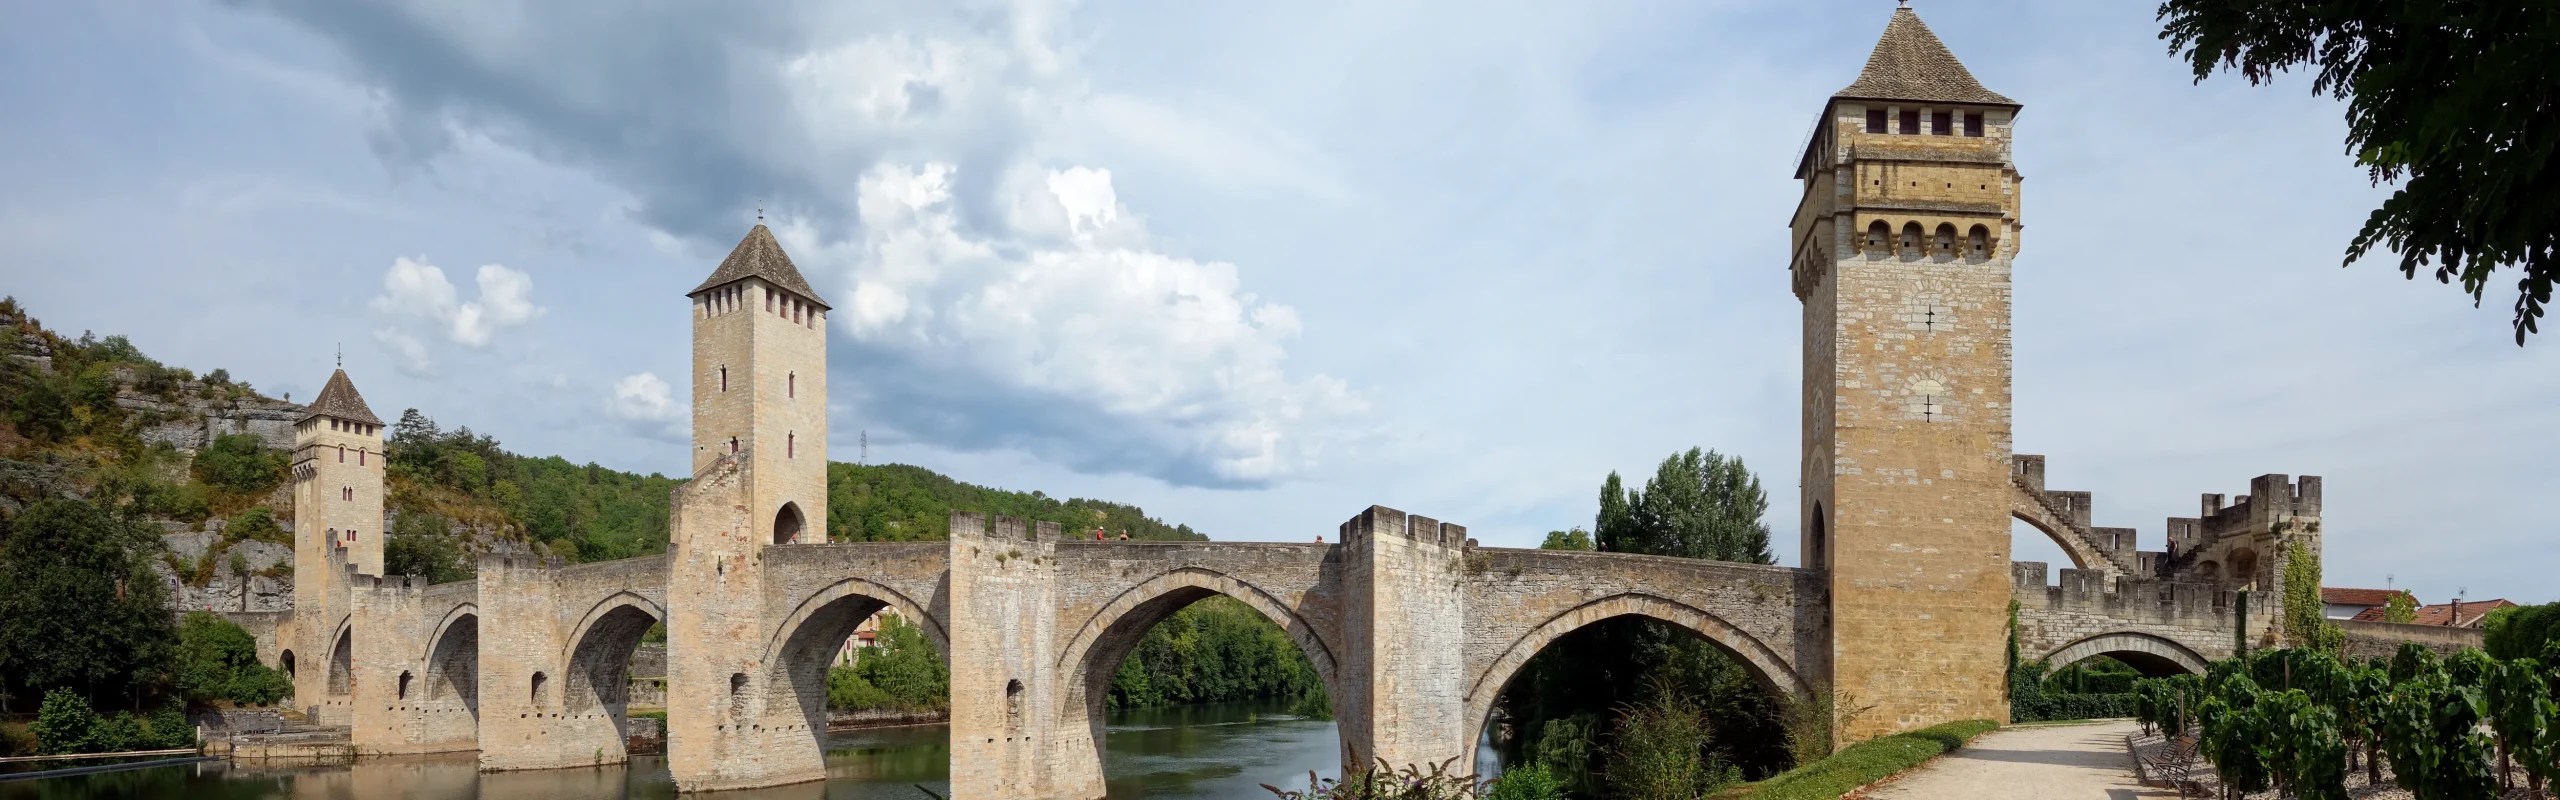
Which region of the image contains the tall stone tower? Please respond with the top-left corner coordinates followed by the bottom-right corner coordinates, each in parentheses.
top-left (667, 223), bottom-right (832, 791)
top-left (289, 367), bottom-right (386, 721)
top-left (687, 223), bottom-right (829, 545)
top-left (1793, 7), bottom-right (2022, 738)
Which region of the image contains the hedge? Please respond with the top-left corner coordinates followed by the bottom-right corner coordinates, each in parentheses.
top-left (1724, 719), bottom-right (1999, 800)
top-left (2011, 691), bottom-right (2137, 723)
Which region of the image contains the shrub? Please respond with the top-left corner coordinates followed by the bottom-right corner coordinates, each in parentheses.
top-left (193, 434), bottom-right (286, 497)
top-left (1264, 758), bottom-right (1483, 799)
top-left (1606, 686), bottom-right (1738, 800)
top-left (1733, 719), bottom-right (1998, 800)
top-left (1484, 763), bottom-right (1565, 800)
top-left (32, 688), bottom-right (100, 755)
top-left (173, 611), bottom-right (292, 707)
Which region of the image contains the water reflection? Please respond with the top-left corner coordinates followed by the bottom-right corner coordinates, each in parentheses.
top-left (0, 701), bottom-right (1334, 800)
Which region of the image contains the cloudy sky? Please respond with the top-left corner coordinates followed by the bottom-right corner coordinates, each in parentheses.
top-left (3, 1), bottom-right (2552, 605)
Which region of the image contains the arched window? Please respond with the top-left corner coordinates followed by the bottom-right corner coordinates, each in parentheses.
top-left (1899, 222), bottom-right (1923, 253)
top-left (1005, 679), bottom-right (1025, 729)
top-left (338, 445), bottom-right (346, 462)
top-left (279, 650), bottom-right (295, 680)
top-left (1967, 225), bottom-right (1990, 258)
top-left (1866, 220), bottom-right (1890, 253)
top-left (774, 502), bottom-right (805, 546)
top-left (530, 672), bottom-right (549, 707)
top-left (1934, 223), bottom-right (1958, 255)
top-left (729, 437), bottom-right (739, 454)
top-left (729, 673), bottom-right (751, 717)
top-left (398, 670), bottom-right (413, 700)
top-left (1810, 503), bottom-right (1828, 571)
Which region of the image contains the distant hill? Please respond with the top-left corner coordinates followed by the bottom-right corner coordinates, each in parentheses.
top-left (0, 297), bottom-right (1208, 595)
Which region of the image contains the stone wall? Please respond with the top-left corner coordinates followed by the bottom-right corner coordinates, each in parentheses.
top-left (2338, 619), bottom-right (2483, 661)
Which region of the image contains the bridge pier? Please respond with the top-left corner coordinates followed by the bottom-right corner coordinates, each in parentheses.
top-left (1338, 506), bottom-right (1473, 771)
top-left (348, 574), bottom-right (479, 755)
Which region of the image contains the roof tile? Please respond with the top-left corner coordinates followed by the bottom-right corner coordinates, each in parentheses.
top-left (692, 224), bottom-right (829, 309)
top-left (300, 368), bottom-right (383, 426)
top-left (1835, 7), bottom-right (2014, 106)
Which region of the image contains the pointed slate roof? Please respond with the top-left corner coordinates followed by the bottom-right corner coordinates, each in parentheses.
top-left (691, 224), bottom-right (829, 309)
top-left (1834, 7), bottom-right (2015, 107)
top-left (300, 368), bottom-right (384, 426)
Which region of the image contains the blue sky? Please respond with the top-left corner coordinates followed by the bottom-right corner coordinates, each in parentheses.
top-left (2, 1), bottom-right (2551, 605)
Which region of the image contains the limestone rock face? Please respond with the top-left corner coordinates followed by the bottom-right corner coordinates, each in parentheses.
top-left (154, 531), bottom-right (296, 614)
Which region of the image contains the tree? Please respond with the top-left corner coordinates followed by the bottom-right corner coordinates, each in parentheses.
top-left (1538, 528), bottom-right (1593, 551)
top-left (0, 499), bottom-right (176, 705)
top-left (173, 612), bottom-right (291, 707)
top-left (2159, 0), bottom-right (2560, 343)
top-left (1609, 448), bottom-right (1773, 564)
top-left (385, 512), bottom-right (471, 584)
top-left (190, 433), bottom-right (286, 496)
top-left (2385, 592), bottom-right (2420, 624)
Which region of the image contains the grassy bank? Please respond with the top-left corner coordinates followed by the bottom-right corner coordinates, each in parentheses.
top-left (1719, 719), bottom-right (1998, 800)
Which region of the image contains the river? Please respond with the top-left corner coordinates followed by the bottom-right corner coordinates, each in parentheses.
top-left (0, 701), bottom-right (1352, 799)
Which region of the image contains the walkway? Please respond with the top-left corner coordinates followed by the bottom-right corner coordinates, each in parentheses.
top-left (1861, 720), bottom-right (2174, 800)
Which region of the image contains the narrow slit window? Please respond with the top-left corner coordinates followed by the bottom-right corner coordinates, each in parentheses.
top-left (338, 445), bottom-right (346, 463)
top-left (788, 372), bottom-right (795, 398)
top-left (720, 366), bottom-right (728, 392)
top-left (787, 432), bottom-right (794, 458)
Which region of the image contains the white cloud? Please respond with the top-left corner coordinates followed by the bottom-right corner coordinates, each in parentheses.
top-left (373, 327), bottom-right (433, 377)
top-left (816, 162), bottom-right (1362, 485)
top-left (370, 256), bottom-right (545, 347)
top-left (606, 371), bottom-right (687, 440)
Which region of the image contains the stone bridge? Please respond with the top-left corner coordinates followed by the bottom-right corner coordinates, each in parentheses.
top-left (297, 503), bottom-right (1828, 796)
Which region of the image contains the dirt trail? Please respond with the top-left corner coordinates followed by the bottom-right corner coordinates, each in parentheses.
top-left (1859, 719), bottom-right (2177, 800)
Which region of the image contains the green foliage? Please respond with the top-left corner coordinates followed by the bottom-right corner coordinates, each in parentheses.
top-left (1483, 763), bottom-right (1565, 800)
top-left (0, 498), bottom-right (176, 704)
top-left (2485, 603), bottom-right (2560, 661)
top-left (1106, 596), bottom-right (1326, 712)
top-left (27, 689), bottom-right (192, 754)
top-left (1605, 680), bottom-right (1741, 800)
top-left (173, 611), bottom-right (291, 707)
top-left (827, 462), bottom-right (1207, 544)
top-left (2159, 0), bottom-right (2560, 343)
top-left (2385, 592), bottom-right (2421, 624)
top-left (1595, 448), bottom-right (1772, 564)
top-left (190, 433), bottom-right (285, 497)
top-left (2008, 659), bottom-right (2139, 722)
top-left (385, 512), bottom-right (472, 584)
top-left (223, 505), bottom-right (287, 545)
top-left (32, 688), bottom-right (101, 755)
top-left (2279, 541), bottom-right (2344, 652)
top-left (829, 614), bottom-right (950, 714)
top-left (1728, 719), bottom-right (1998, 800)
top-left (1537, 528), bottom-right (1593, 551)
top-left (386, 408), bottom-right (679, 563)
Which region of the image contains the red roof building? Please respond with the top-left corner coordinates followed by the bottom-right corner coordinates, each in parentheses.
top-left (2353, 598), bottom-right (2516, 628)
top-left (2321, 587), bottom-right (2415, 621)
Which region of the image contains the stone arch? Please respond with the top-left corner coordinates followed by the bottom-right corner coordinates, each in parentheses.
top-left (564, 599), bottom-right (662, 721)
top-left (423, 607), bottom-right (479, 719)
top-left (1899, 221), bottom-right (1924, 253)
top-left (2042, 632), bottom-right (2208, 678)
top-left (278, 649), bottom-right (296, 681)
top-left (1864, 220), bottom-right (1891, 253)
top-left (1933, 222), bottom-right (1958, 255)
top-left (1967, 224), bottom-right (1991, 258)
top-left (1461, 592), bottom-right (1810, 772)
top-left (2228, 548), bottom-right (2261, 588)
top-left (753, 577), bottom-right (948, 752)
top-left (2009, 484), bottom-right (2104, 572)
top-left (327, 624), bottom-right (354, 695)
top-left (774, 502), bottom-right (806, 546)
top-left (1050, 567), bottom-right (1344, 795)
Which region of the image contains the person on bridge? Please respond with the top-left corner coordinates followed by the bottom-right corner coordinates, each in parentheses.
top-left (1117, 531), bottom-right (1129, 540)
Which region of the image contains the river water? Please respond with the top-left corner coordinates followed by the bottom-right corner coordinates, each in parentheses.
top-left (0, 701), bottom-right (1347, 800)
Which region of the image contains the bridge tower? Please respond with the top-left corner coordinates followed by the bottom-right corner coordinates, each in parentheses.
top-left (1792, 6), bottom-right (2022, 739)
top-left (288, 367), bottom-right (386, 724)
top-left (685, 222), bottom-right (830, 545)
top-left (667, 223), bottom-right (833, 791)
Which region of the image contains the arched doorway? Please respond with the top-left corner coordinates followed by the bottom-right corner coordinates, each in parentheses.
top-left (279, 650), bottom-right (296, 682)
top-left (1469, 595), bottom-right (1808, 792)
top-left (1053, 569), bottom-right (1340, 799)
top-left (774, 502), bottom-right (805, 546)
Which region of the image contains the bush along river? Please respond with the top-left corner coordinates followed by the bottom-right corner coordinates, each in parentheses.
top-left (0, 700), bottom-right (1340, 800)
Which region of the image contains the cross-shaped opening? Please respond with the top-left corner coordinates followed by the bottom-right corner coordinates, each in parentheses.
top-left (1923, 394), bottom-right (1936, 422)
top-left (1924, 308), bottom-right (1936, 332)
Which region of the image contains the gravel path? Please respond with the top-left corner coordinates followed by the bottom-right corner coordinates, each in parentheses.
top-left (1858, 719), bottom-right (2176, 800)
